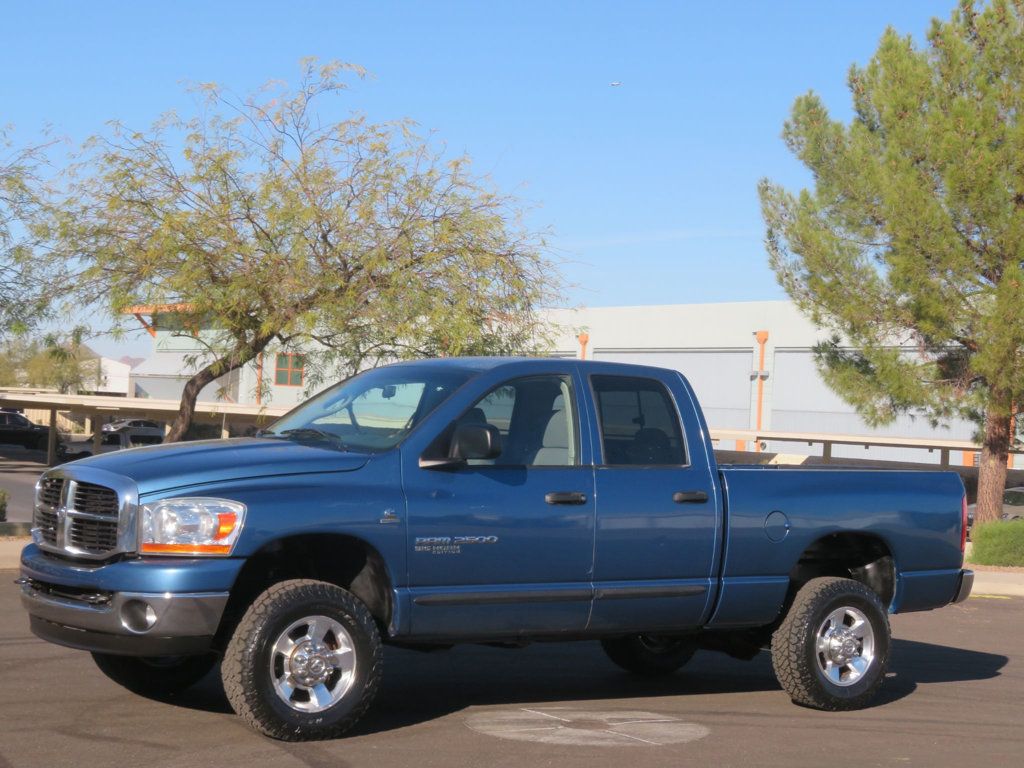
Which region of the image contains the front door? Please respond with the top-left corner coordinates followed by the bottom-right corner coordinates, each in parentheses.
top-left (404, 372), bottom-right (596, 638)
top-left (585, 371), bottom-right (719, 631)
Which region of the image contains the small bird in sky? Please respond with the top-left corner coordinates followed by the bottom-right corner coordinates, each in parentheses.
top-left (609, 81), bottom-right (623, 87)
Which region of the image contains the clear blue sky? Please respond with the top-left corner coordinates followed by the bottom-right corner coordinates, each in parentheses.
top-left (1, 1), bottom-right (951, 358)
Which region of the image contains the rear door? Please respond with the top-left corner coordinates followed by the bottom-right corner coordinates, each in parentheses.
top-left (584, 369), bottom-right (720, 631)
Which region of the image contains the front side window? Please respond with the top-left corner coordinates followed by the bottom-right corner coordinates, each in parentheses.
top-left (457, 375), bottom-right (577, 467)
top-left (267, 365), bottom-right (474, 453)
top-left (275, 353), bottom-right (305, 386)
top-left (591, 375), bottom-right (686, 466)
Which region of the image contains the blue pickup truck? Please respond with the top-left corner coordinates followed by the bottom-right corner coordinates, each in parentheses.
top-left (19, 358), bottom-right (972, 740)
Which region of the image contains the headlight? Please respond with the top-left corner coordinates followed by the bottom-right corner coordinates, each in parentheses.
top-left (140, 497), bottom-right (246, 556)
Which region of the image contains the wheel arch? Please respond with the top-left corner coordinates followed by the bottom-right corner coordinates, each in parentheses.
top-left (214, 533), bottom-right (394, 650)
top-left (787, 531), bottom-right (896, 609)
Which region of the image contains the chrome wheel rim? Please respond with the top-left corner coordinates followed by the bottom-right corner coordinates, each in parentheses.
top-left (269, 615), bottom-right (357, 712)
top-left (815, 605), bottom-right (875, 687)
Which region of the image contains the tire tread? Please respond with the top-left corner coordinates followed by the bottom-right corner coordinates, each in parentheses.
top-left (771, 576), bottom-right (889, 711)
top-left (221, 579), bottom-right (382, 741)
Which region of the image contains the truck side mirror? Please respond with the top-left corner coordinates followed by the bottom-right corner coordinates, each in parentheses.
top-left (418, 422), bottom-right (502, 469)
top-left (450, 422), bottom-right (502, 460)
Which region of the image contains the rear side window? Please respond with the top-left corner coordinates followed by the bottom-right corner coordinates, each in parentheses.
top-left (591, 375), bottom-right (686, 466)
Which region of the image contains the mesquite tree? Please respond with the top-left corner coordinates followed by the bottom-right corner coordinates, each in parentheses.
top-left (49, 60), bottom-right (559, 441)
top-left (760, 0), bottom-right (1024, 524)
top-left (0, 131), bottom-right (53, 338)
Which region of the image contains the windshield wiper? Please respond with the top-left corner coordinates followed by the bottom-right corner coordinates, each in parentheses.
top-left (273, 428), bottom-right (351, 451)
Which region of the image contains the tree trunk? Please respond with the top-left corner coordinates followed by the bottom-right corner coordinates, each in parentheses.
top-left (165, 365), bottom-right (224, 443)
top-left (165, 337), bottom-right (273, 443)
top-left (975, 401), bottom-right (1012, 526)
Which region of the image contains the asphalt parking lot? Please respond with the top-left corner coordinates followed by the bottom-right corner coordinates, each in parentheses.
top-left (0, 578), bottom-right (1018, 768)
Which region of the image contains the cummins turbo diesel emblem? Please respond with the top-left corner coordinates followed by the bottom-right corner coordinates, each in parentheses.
top-left (415, 535), bottom-right (499, 555)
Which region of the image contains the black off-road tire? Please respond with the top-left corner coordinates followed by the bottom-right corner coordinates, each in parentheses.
top-left (601, 635), bottom-right (697, 676)
top-left (221, 579), bottom-right (382, 741)
top-left (771, 577), bottom-right (890, 711)
top-left (91, 652), bottom-right (217, 697)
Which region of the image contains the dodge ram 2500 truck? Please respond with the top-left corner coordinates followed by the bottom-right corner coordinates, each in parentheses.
top-left (18, 358), bottom-right (973, 741)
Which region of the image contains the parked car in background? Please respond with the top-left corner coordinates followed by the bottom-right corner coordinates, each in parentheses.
top-left (967, 487), bottom-right (1024, 534)
top-left (102, 418), bottom-right (162, 433)
top-left (0, 410), bottom-right (65, 455)
top-left (998, 487), bottom-right (1024, 521)
top-left (67, 430), bottom-right (164, 459)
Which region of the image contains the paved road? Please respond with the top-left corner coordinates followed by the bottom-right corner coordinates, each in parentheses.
top-left (0, 449), bottom-right (47, 523)
top-left (0, 578), bottom-right (1018, 768)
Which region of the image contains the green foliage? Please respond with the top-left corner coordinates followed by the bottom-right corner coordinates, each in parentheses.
top-left (0, 488), bottom-right (7, 522)
top-left (0, 129), bottom-right (56, 339)
top-left (970, 519), bottom-right (1024, 566)
top-left (45, 59), bottom-right (559, 439)
top-left (0, 329), bottom-right (94, 393)
top-left (759, 0), bottom-right (1024, 522)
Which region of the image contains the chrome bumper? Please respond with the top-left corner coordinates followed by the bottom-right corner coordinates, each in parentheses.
top-left (19, 578), bottom-right (228, 655)
top-left (952, 569), bottom-right (974, 604)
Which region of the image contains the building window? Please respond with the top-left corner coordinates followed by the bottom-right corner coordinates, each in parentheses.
top-left (275, 353), bottom-right (304, 386)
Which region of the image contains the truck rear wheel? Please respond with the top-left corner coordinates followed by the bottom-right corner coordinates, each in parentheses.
top-left (221, 579), bottom-right (382, 741)
top-left (601, 635), bottom-right (697, 676)
top-left (91, 653), bottom-right (216, 697)
top-left (772, 576), bottom-right (890, 711)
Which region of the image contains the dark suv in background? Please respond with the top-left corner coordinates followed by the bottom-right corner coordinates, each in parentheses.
top-left (0, 409), bottom-right (64, 455)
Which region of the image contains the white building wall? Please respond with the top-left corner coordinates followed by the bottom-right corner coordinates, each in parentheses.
top-left (96, 358), bottom-right (131, 396)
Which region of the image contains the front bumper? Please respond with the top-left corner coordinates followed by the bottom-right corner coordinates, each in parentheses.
top-left (952, 569), bottom-right (974, 604)
top-left (18, 544), bottom-right (241, 657)
top-left (19, 578), bottom-right (229, 656)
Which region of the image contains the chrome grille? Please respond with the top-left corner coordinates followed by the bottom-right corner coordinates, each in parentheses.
top-left (67, 518), bottom-right (120, 553)
top-left (33, 477), bottom-right (63, 546)
top-left (72, 482), bottom-right (119, 518)
top-left (38, 476), bottom-right (64, 507)
top-left (33, 470), bottom-right (137, 561)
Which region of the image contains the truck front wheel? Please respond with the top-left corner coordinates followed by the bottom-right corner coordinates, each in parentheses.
top-left (771, 576), bottom-right (890, 711)
top-left (221, 579), bottom-right (382, 741)
top-left (91, 653), bottom-right (216, 697)
top-left (600, 635), bottom-right (697, 676)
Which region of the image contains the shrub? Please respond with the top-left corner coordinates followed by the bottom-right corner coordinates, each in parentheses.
top-left (0, 489), bottom-right (7, 523)
top-left (971, 520), bottom-right (1024, 567)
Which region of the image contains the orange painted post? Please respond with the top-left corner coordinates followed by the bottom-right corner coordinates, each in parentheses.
top-left (133, 312), bottom-right (157, 338)
top-left (1009, 406), bottom-right (1017, 469)
top-left (577, 331), bottom-right (590, 360)
top-left (754, 330), bottom-right (769, 452)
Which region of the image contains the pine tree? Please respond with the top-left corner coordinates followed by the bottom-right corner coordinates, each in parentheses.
top-left (760, 0), bottom-right (1024, 525)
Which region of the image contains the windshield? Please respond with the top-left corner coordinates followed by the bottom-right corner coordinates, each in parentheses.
top-left (264, 365), bottom-right (475, 453)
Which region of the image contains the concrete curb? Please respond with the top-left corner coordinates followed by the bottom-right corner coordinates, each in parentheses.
top-left (0, 540), bottom-right (1021, 597)
top-left (970, 570), bottom-right (1024, 597)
